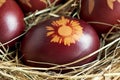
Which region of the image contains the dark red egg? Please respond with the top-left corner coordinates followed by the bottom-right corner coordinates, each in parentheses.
top-left (0, 0), bottom-right (25, 46)
top-left (80, 0), bottom-right (120, 34)
top-left (20, 16), bottom-right (100, 67)
top-left (17, 0), bottom-right (62, 13)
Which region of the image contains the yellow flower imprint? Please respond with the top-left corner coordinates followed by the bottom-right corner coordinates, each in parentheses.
top-left (20, 0), bottom-right (31, 7)
top-left (0, 0), bottom-right (6, 7)
top-left (46, 16), bottom-right (83, 46)
top-left (20, 0), bottom-right (47, 8)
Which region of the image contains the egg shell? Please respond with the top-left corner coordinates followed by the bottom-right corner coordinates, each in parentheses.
top-left (0, 0), bottom-right (25, 46)
top-left (20, 16), bottom-right (100, 67)
top-left (16, 0), bottom-right (62, 13)
top-left (80, 0), bottom-right (120, 34)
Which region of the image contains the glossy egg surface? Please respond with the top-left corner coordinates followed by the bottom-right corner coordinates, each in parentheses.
top-left (21, 16), bottom-right (100, 67)
top-left (0, 0), bottom-right (25, 46)
top-left (80, 0), bottom-right (120, 34)
top-left (17, 0), bottom-right (62, 13)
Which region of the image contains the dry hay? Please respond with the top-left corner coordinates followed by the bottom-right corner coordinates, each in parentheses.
top-left (0, 0), bottom-right (120, 80)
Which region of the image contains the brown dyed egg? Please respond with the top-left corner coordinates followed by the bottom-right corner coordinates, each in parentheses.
top-left (20, 16), bottom-right (100, 67)
top-left (0, 0), bottom-right (25, 46)
top-left (16, 0), bottom-right (62, 13)
top-left (80, 0), bottom-right (120, 34)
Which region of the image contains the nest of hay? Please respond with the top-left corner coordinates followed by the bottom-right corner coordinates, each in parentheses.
top-left (0, 0), bottom-right (120, 80)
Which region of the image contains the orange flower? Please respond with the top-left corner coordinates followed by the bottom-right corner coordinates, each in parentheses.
top-left (20, 0), bottom-right (31, 7)
top-left (20, 0), bottom-right (47, 8)
top-left (107, 0), bottom-right (120, 10)
top-left (0, 0), bottom-right (6, 7)
top-left (46, 16), bottom-right (83, 46)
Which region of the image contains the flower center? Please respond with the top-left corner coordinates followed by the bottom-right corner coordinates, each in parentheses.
top-left (58, 26), bottom-right (72, 37)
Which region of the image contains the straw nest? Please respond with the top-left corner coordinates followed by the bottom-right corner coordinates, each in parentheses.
top-left (0, 0), bottom-right (120, 80)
